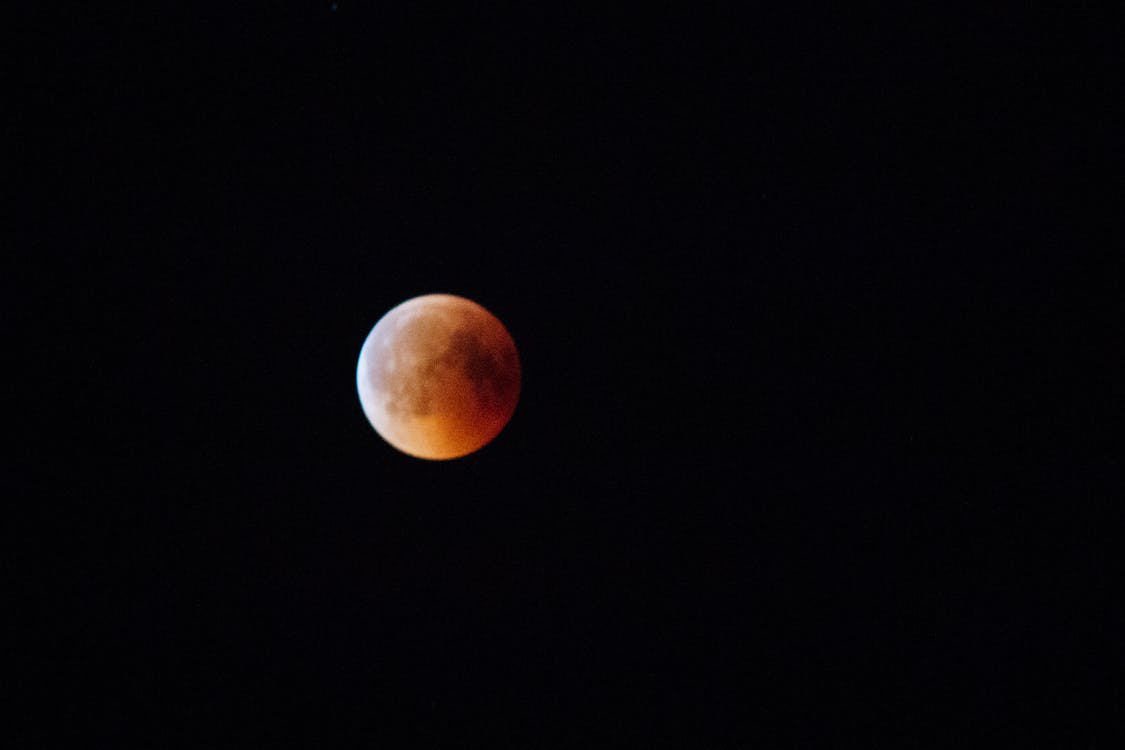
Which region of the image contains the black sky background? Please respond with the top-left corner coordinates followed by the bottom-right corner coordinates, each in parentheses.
top-left (16, 4), bottom-right (1118, 746)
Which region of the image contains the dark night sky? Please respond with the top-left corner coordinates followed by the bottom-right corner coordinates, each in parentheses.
top-left (16, 3), bottom-right (1116, 746)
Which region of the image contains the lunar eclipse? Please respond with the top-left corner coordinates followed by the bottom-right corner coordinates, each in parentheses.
top-left (356, 294), bottom-right (521, 460)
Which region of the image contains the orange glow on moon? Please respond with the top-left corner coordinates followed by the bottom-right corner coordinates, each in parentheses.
top-left (356, 294), bottom-right (521, 460)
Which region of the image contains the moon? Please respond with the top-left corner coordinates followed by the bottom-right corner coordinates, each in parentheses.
top-left (356, 294), bottom-right (521, 460)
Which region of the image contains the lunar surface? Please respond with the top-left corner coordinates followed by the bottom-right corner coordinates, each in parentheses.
top-left (356, 294), bottom-right (521, 460)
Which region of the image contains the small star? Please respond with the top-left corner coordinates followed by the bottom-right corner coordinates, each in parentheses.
top-left (330, 2), bottom-right (338, 11)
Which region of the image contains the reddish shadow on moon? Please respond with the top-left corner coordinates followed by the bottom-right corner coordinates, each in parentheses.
top-left (357, 294), bottom-right (521, 460)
